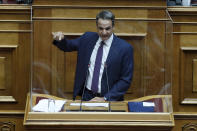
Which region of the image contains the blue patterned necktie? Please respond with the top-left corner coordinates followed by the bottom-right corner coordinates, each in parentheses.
top-left (91, 41), bottom-right (105, 93)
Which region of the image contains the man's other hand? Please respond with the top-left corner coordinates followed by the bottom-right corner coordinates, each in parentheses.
top-left (89, 97), bottom-right (105, 102)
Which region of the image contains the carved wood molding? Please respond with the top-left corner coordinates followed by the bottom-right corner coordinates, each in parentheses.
top-left (181, 47), bottom-right (197, 50)
top-left (33, 17), bottom-right (170, 21)
top-left (0, 45), bottom-right (18, 48)
top-left (173, 32), bottom-right (197, 34)
top-left (181, 98), bottom-right (197, 104)
top-left (0, 96), bottom-right (16, 102)
top-left (168, 7), bottom-right (197, 13)
top-left (0, 5), bottom-right (31, 10)
top-left (174, 112), bottom-right (197, 119)
top-left (0, 20), bottom-right (31, 23)
top-left (53, 32), bottom-right (147, 37)
top-left (180, 47), bottom-right (197, 105)
top-left (182, 123), bottom-right (197, 131)
top-left (0, 110), bottom-right (24, 114)
top-left (0, 30), bottom-right (31, 33)
top-left (173, 22), bottom-right (197, 24)
top-left (0, 122), bottom-right (15, 131)
top-left (32, 0), bottom-right (166, 7)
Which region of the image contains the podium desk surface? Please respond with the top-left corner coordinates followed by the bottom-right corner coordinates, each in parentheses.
top-left (24, 93), bottom-right (174, 129)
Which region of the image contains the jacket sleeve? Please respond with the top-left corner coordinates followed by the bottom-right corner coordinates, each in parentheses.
top-left (53, 33), bottom-right (86, 52)
top-left (104, 45), bottom-right (134, 101)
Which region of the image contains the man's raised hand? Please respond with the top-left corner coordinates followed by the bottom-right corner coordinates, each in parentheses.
top-left (52, 32), bottom-right (64, 41)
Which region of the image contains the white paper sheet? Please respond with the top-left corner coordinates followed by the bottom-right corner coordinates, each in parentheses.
top-left (143, 102), bottom-right (155, 107)
top-left (32, 99), bottom-right (66, 112)
top-left (70, 103), bottom-right (109, 107)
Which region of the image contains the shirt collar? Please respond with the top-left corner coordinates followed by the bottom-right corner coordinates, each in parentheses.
top-left (98, 33), bottom-right (113, 47)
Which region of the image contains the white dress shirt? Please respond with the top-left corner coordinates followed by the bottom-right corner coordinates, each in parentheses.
top-left (86, 34), bottom-right (113, 93)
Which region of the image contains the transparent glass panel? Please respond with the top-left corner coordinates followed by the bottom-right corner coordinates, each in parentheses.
top-left (29, 10), bottom-right (173, 114)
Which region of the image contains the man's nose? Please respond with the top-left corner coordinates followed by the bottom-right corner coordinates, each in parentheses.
top-left (102, 29), bottom-right (107, 34)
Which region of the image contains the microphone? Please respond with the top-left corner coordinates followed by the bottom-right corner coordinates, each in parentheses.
top-left (104, 62), bottom-right (111, 112)
top-left (79, 63), bottom-right (90, 111)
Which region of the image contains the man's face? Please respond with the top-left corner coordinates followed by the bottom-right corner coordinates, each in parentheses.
top-left (97, 18), bottom-right (114, 41)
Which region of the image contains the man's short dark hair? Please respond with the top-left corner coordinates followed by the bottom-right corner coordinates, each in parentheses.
top-left (96, 10), bottom-right (115, 27)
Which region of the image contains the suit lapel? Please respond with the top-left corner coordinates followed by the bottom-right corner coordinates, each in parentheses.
top-left (105, 34), bottom-right (118, 68)
top-left (85, 33), bottom-right (99, 66)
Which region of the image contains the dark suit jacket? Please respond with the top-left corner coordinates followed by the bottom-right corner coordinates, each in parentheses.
top-left (53, 32), bottom-right (134, 101)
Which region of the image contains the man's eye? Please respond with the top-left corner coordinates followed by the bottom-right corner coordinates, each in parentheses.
top-left (106, 27), bottom-right (111, 30)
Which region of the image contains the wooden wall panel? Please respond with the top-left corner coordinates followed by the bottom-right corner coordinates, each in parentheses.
top-left (180, 34), bottom-right (197, 46)
top-left (193, 59), bottom-right (197, 92)
top-left (15, 32), bottom-right (31, 107)
top-left (33, 8), bottom-right (168, 20)
top-left (0, 5), bottom-right (31, 131)
top-left (0, 57), bottom-right (5, 90)
top-left (34, 8), bottom-right (149, 19)
top-left (171, 15), bottom-right (197, 22)
top-left (168, 6), bottom-right (197, 131)
top-left (0, 14), bottom-right (30, 20)
top-left (0, 48), bottom-right (15, 101)
top-left (174, 24), bottom-right (197, 33)
top-left (33, 21), bottom-right (52, 94)
top-left (64, 51), bottom-right (77, 93)
top-left (144, 22), bottom-right (166, 96)
top-left (51, 20), bottom-right (147, 34)
top-left (168, 8), bottom-right (197, 112)
top-left (0, 33), bottom-right (18, 45)
top-left (180, 48), bottom-right (197, 104)
top-left (0, 6), bottom-right (30, 20)
top-left (0, 6), bottom-right (31, 110)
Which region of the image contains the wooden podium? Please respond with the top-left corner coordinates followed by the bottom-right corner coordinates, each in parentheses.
top-left (24, 94), bottom-right (174, 131)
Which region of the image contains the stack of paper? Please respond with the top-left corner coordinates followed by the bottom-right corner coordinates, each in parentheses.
top-left (32, 99), bottom-right (66, 112)
top-left (70, 103), bottom-right (109, 107)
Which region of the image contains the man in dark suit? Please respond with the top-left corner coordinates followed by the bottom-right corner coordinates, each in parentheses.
top-left (52, 10), bottom-right (133, 101)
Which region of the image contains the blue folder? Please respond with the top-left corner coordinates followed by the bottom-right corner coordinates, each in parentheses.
top-left (128, 102), bottom-right (154, 112)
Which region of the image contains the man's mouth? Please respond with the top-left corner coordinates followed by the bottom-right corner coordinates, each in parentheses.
top-left (102, 36), bottom-right (108, 38)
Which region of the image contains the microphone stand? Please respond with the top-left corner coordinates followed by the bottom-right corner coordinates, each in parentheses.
top-left (79, 63), bottom-right (90, 111)
top-left (105, 63), bottom-right (111, 112)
